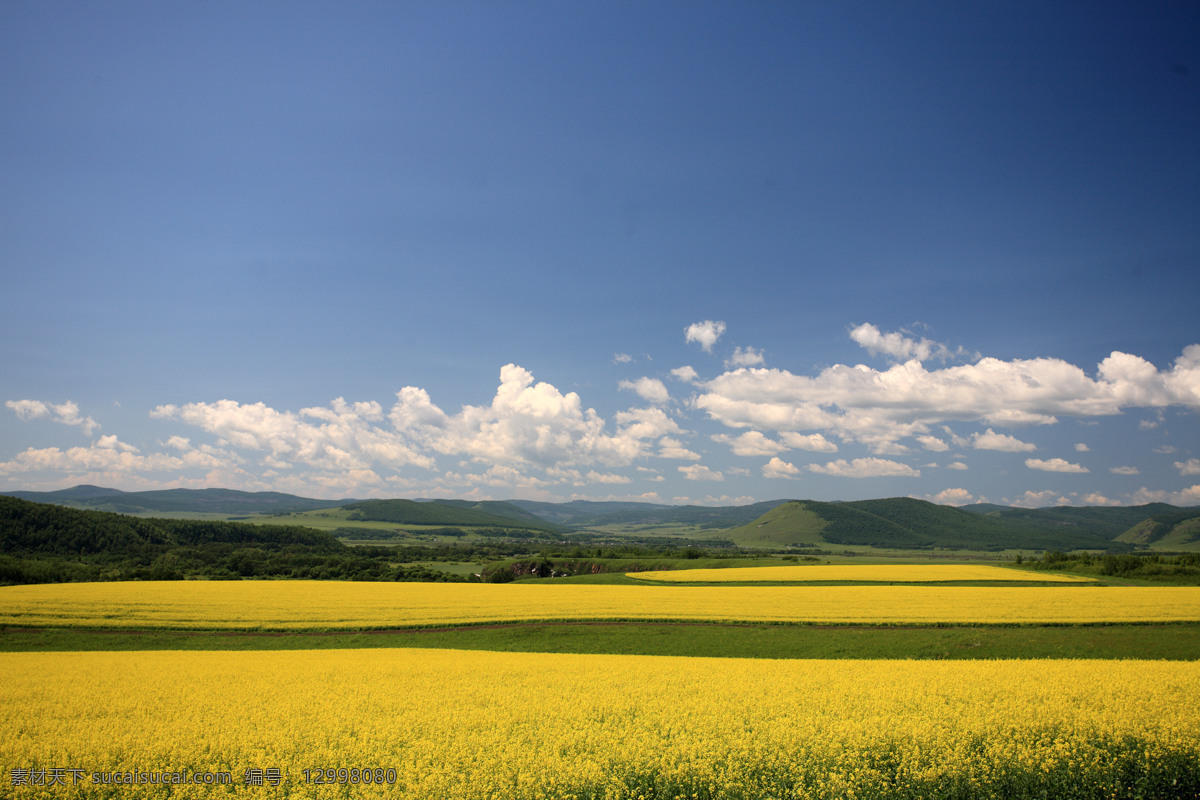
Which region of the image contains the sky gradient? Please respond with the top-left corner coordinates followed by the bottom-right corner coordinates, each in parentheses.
top-left (3, 1), bottom-right (1199, 507)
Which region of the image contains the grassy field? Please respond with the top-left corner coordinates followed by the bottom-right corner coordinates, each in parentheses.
top-left (4, 621), bottom-right (1200, 660)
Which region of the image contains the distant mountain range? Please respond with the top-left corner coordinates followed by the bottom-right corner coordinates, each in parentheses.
top-left (3, 485), bottom-right (1198, 552)
top-left (1, 485), bottom-right (352, 515)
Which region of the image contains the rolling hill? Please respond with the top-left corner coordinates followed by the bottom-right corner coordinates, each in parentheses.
top-left (341, 499), bottom-right (561, 532)
top-left (1, 486), bottom-right (350, 516)
top-left (1115, 509), bottom-right (1200, 548)
top-left (726, 498), bottom-right (1167, 552)
top-left (5, 486), bottom-right (1196, 553)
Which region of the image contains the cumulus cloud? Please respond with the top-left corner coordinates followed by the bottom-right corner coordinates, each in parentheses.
top-left (685, 320), bottom-right (726, 353)
top-left (725, 346), bottom-right (765, 368)
top-left (848, 323), bottom-right (971, 363)
top-left (1175, 459), bottom-right (1200, 476)
top-left (927, 487), bottom-right (976, 506)
top-left (7, 399), bottom-right (100, 435)
top-left (1025, 458), bottom-right (1089, 473)
top-left (1125, 485), bottom-right (1200, 505)
top-left (158, 396), bottom-right (431, 473)
top-left (586, 471), bottom-right (632, 485)
top-left (1010, 490), bottom-right (1072, 508)
top-left (694, 335), bottom-right (1200, 454)
top-left (806, 458), bottom-right (920, 478)
top-left (613, 353), bottom-right (633, 364)
top-left (713, 430), bottom-right (837, 456)
top-left (762, 457), bottom-right (800, 478)
top-left (0, 440), bottom-right (229, 479)
top-left (1075, 443), bottom-right (1090, 452)
top-left (779, 432), bottom-right (838, 452)
top-left (1082, 493), bottom-right (1122, 506)
top-left (972, 429), bottom-right (1037, 452)
top-left (678, 464), bottom-right (723, 481)
top-left (712, 431), bottom-right (785, 457)
top-left (946, 461), bottom-right (969, 470)
top-left (657, 437), bottom-right (701, 460)
top-left (388, 365), bottom-right (668, 470)
top-left (618, 377), bottom-right (670, 405)
top-left (916, 435), bottom-right (949, 452)
top-left (670, 366), bottom-right (699, 383)
top-left (1110, 465), bottom-right (1140, 475)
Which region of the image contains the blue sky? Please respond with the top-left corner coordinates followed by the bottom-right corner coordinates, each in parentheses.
top-left (3, 1), bottom-right (1198, 507)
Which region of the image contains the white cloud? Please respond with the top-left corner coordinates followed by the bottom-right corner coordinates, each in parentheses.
top-left (695, 338), bottom-right (1200, 454)
top-left (972, 429), bottom-right (1037, 452)
top-left (613, 353), bottom-right (633, 364)
top-left (1110, 465), bottom-right (1140, 475)
top-left (388, 365), bottom-right (666, 470)
top-left (848, 323), bottom-right (970, 363)
top-left (7, 399), bottom-right (100, 435)
top-left (684, 320), bottom-right (726, 353)
top-left (1010, 490), bottom-right (1072, 508)
top-left (725, 346), bottom-right (765, 368)
top-left (762, 457), bottom-right (800, 478)
top-left (806, 458), bottom-right (920, 478)
top-left (159, 396), bottom-right (430, 473)
top-left (670, 366), bottom-right (699, 383)
top-left (0, 440), bottom-right (230, 479)
top-left (927, 487), bottom-right (975, 506)
top-left (96, 434), bottom-right (138, 453)
top-left (1074, 443), bottom-right (1090, 452)
top-left (1154, 445), bottom-right (1178, 454)
top-left (1025, 458), bottom-right (1089, 473)
top-left (712, 431), bottom-right (785, 457)
top-left (586, 471), bottom-right (632, 485)
top-left (779, 432), bottom-right (838, 453)
top-left (916, 435), bottom-right (949, 452)
top-left (1129, 485), bottom-right (1200, 506)
top-left (613, 407), bottom-right (681, 442)
top-left (635, 466), bottom-right (666, 482)
top-left (1082, 493), bottom-right (1122, 506)
top-left (657, 437), bottom-right (701, 460)
top-left (946, 461), bottom-right (969, 470)
top-left (1175, 459), bottom-right (1200, 476)
top-left (678, 464), bottom-right (723, 481)
top-left (618, 377), bottom-right (670, 405)
top-left (714, 430), bottom-right (838, 456)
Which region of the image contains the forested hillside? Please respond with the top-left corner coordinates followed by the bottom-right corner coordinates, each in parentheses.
top-left (729, 498), bottom-right (1146, 552)
top-left (0, 496), bottom-right (459, 585)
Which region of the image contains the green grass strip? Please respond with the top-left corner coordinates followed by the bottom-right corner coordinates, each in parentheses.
top-left (4, 622), bottom-right (1199, 659)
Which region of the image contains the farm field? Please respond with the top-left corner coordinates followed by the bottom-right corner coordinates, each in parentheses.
top-left (3, 649), bottom-right (1198, 799)
top-left (627, 563), bottom-right (1096, 583)
top-left (4, 580), bottom-right (1200, 629)
top-left (3, 571), bottom-right (1199, 799)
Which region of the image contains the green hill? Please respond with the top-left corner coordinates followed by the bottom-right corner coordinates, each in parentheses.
top-left (0, 496), bottom-right (467, 585)
top-left (962, 503), bottom-right (1178, 538)
top-left (509, 499), bottom-right (784, 530)
top-left (1115, 509), bottom-right (1200, 550)
top-left (728, 498), bottom-right (1130, 552)
top-left (1, 485), bottom-right (349, 516)
top-left (341, 499), bottom-right (561, 532)
top-left (725, 501), bottom-right (827, 547)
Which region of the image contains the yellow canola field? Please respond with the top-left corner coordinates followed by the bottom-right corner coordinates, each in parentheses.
top-left (628, 564), bottom-right (1095, 583)
top-left (2, 580), bottom-right (1198, 629)
top-left (3, 649), bottom-right (1198, 799)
